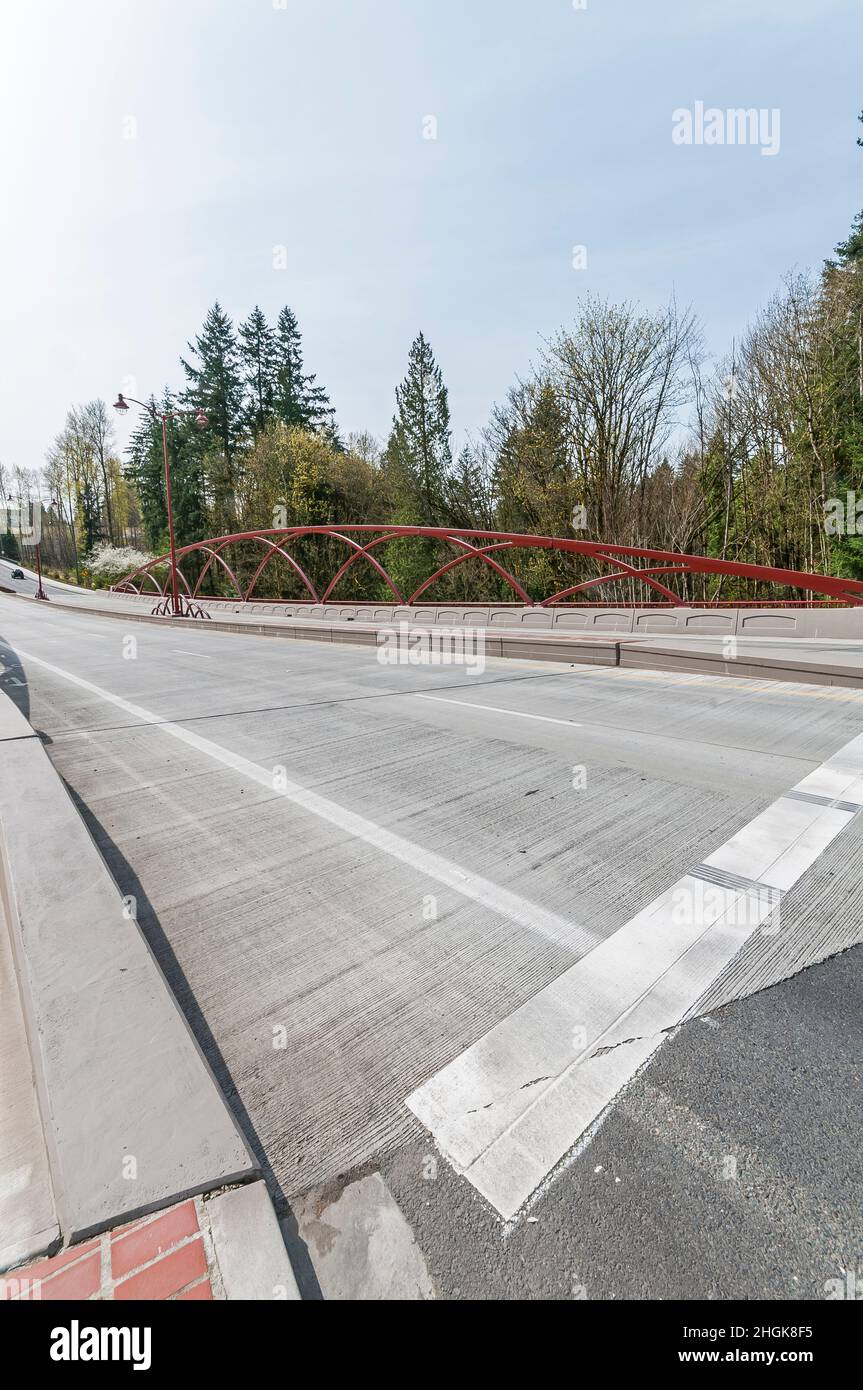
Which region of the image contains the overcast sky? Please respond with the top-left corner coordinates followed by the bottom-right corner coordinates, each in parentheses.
top-left (1, 0), bottom-right (860, 476)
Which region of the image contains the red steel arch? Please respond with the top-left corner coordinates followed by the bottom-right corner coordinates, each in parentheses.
top-left (113, 526), bottom-right (863, 608)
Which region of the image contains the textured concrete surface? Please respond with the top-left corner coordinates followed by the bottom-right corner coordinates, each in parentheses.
top-left (2, 592), bottom-right (862, 1295)
top-left (0, 693), bottom-right (59, 1270)
top-left (0, 683), bottom-right (257, 1241)
top-left (291, 1173), bottom-right (435, 1300)
top-left (207, 1181), bottom-right (300, 1301)
top-left (0, 863), bottom-right (58, 1272)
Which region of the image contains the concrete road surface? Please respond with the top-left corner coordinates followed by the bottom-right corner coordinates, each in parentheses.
top-left (1, 590), bottom-right (861, 1298)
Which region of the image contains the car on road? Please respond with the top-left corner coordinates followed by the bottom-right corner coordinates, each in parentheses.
top-left (10, 568), bottom-right (24, 580)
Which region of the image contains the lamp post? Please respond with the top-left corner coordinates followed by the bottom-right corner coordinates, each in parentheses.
top-left (32, 496), bottom-right (67, 601)
top-left (6, 493), bottom-right (49, 600)
top-left (34, 514), bottom-right (48, 601)
top-left (113, 394), bottom-right (210, 619)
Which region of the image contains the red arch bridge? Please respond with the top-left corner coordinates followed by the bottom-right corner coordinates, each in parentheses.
top-left (113, 526), bottom-right (863, 609)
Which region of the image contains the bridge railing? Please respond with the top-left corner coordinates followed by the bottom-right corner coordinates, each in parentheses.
top-left (113, 526), bottom-right (863, 608)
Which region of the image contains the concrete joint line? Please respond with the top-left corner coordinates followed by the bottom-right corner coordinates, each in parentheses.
top-left (414, 694), bottom-right (583, 729)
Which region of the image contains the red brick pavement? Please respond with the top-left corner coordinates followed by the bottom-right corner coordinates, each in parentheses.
top-left (1, 1198), bottom-right (218, 1301)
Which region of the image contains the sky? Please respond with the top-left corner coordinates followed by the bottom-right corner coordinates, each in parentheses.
top-left (0, 0), bottom-right (861, 477)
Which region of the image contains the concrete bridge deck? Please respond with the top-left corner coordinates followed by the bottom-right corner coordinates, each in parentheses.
top-left (1, 587), bottom-right (862, 1297)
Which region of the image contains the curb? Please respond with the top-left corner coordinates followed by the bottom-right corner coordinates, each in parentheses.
top-left (19, 590), bottom-right (863, 686)
top-left (207, 1182), bottom-right (301, 1301)
top-left (0, 692), bottom-right (259, 1248)
top-left (10, 592), bottom-right (622, 668)
top-left (618, 641), bottom-right (863, 688)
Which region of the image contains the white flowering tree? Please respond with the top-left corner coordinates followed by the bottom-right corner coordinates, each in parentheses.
top-left (85, 543), bottom-right (156, 588)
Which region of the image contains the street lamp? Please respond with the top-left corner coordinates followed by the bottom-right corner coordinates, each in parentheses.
top-left (33, 501), bottom-right (49, 601)
top-left (4, 492), bottom-right (49, 600)
top-left (113, 393), bottom-right (210, 619)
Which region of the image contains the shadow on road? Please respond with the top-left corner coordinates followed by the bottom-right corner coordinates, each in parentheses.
top-left (0, 626), bottom-right (324, 1295)
top-left (0, 633), bottom-right (30, 722)
top-left (62, 783), bottom-right (324, 1298)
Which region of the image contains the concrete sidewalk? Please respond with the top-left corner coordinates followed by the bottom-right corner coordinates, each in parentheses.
top-left (0, 690), bottom-right (300, 1298)
top-left (0, 824), bottom-right (57, 1271)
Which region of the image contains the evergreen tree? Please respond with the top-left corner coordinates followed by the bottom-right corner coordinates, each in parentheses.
top-left (1, 527), bottom-right (20, 561)
top-left (821, 111), bottom-right (863, 578)
top-left (274, 307), bottom-right (336, 434)
top-left (239, 306), bottom-right (278, 438)
top-left (122, 391), bottom-right (208, 559)
top-left (123, 397), bottom-right (167, 551)
top-left (381, 333), bottom-right (453, 599)
top-left (165, 399), bottom-right (209, 550)
top-left (834, 210), bottom-right (863, 267)
top-left (386, 332), bottom-right (452, 526)
top-left (445, 443), bottom-right (494, 530)
top-left (492, 381), bottom-right (576, 598)
top-left (181, 303), bottom-right (245, 524)
top-left (77, 478), bottom-right (103, 556)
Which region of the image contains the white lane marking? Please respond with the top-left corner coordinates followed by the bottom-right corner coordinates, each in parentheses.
top-left (407, 730), bottom-right (863, 1220)
top-left (16, 650), bottom-right (593, 955)
top-left (414, 695), bottom-right (582, 729)
top-left (172, 650), bottom-right (213, 659)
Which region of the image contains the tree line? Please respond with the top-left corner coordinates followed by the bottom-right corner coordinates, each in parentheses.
top-left (6, 116), bottom-right (862, 604)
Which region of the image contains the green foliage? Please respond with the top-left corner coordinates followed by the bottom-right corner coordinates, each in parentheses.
top-left (239, 306), bottom-right (278, 438)
top-left (273, 307), bottom-right (335, 434)
top-left (1, 529), bottom-right (20, 561)
top-left (491, 382), bottom-right (578, 599)
top-left (68, 105), bottom-right (863, 606)
top-left (383, 333), bottom-right (454, 598)
top-left (386, 332), bottom-right (452, 526)
top-left (77, 478), bottom-right (103, 555)
top-left (124, 397), bottom-right (168, 551)
top-left (180, 303), bottom-right (245, 532)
